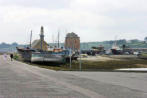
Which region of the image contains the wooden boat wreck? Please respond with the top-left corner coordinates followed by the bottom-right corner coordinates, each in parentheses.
top-left (17, 47), bottom-right (70, 63)
top-left (16, 26), bottom-right (78, 63)
top-left (17, 45), bottom-right (79, 63)
top-left (31, 50), bottom-right (69, 63)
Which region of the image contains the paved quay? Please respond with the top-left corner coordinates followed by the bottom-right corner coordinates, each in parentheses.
top-left (0, 55), bottom-right (147, 98)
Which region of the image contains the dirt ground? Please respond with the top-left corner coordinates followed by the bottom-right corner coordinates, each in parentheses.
top-left (79, 55), bottom-right (138, 61)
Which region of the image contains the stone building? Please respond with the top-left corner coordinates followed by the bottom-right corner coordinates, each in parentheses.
top-left (65, 32), bottom-right (80, 51)
top-left (32, 26), bottom-right (48, 51)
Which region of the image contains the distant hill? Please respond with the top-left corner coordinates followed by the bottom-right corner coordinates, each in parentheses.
top-left (0, 39), bottom-right (147, 53)
top-left (80, 39), bottom-right (147, 50)
top-left (0, 42), bottom-right (26, 53)
top-left (49, 39), bottom-right (147, 50)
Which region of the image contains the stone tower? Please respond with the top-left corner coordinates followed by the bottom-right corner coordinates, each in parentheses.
top-left (40, 26), bottom-right (44, 41)
top-left (65, 32), bottom-right (80, 51)
top-left (40, 26), bottom-right (44, 50)
top-left (31, 26), bottom-right (48, 51)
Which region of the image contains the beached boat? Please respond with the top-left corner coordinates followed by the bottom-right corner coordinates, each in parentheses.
top-left (17, 47), bottom-right (70, 63)
top-left (111, 39), bottom-right (122, 55)
top-left (111, 48), bottom-right (122, 55)
top-left (16, 26), bottom-right (73, 63)
top-left (31, 50), bottom-right (69, 63)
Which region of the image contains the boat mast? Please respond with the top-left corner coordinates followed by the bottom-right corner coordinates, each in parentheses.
top-left (52, 34), bottom-right (55, 48)
top-left (115, 36), bottom-right (117, 47)
top-left (30, 30), bottom-right (32, 48)
top-left (57, 30), bottom-right (60, 48)
top-left (112, 36), bottom-right (118, 48)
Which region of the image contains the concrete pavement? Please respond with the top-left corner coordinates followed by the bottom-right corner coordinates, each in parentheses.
top-left (0, 55), bottom-right (147, 98)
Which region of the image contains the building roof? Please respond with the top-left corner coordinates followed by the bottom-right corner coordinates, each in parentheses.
top-left (66, 32), bottom-right (79, 38)
top-left (31, 39), bottom-right (49, 48)
top-left (32, 40), bottom-right (40, 48)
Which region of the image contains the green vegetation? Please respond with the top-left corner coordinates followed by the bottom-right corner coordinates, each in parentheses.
top-left (13, 53), bottom-right (19, 60)
top-left (13, 53), bottom-right (23, 61)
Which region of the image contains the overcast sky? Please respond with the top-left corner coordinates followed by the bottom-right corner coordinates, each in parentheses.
top-left (0, 0), bottom-right (147, 44)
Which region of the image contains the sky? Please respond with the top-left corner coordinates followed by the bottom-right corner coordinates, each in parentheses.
top-left (0, 0), bottom-right (147, 44)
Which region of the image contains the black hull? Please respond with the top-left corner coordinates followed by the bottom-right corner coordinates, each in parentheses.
top-left (111, 49), bottom-right (122, 55)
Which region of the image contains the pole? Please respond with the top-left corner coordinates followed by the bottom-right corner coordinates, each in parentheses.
top-left (52, 34), bottom-right (55, 47)
top-left (79, 49), bottom-right (82, 71)
top-left (70, 48), bottom-right (72, 69)
top-left (30, 30), bottom-right (32, 48)
top-left (58, 31), bottom-right (60, 48)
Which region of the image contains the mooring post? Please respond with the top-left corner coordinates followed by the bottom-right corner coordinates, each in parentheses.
top-left (70, 48), bottom-right (72, 69)
top-left (79, 49), bottom-right (82, 71)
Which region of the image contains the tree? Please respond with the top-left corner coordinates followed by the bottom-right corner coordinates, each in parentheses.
top-left (0, 42), bottom-right (10, 48)
top-left (11, 42), bottom-right (18, 46)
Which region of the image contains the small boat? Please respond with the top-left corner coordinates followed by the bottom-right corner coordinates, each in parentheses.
top-left (111, 39), bottom-right (122, 55)
top-left (111, 48), bottom-right (122, 55)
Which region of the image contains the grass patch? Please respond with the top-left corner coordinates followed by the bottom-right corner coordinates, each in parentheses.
top-left (26, 59), bottom-right (147, 71)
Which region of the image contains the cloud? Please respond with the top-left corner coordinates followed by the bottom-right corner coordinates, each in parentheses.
top-left (0, 0), bottom-right (71, 9)
top-left (0, 0), bottom-right (147, 43)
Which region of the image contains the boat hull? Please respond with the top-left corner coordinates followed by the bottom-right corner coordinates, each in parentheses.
top-left (31, 52), bottom-right (66, 63)
top-left (17, 47), bottom-right (69, 63)
top-left (111, 49), bottom-right (122, 55)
